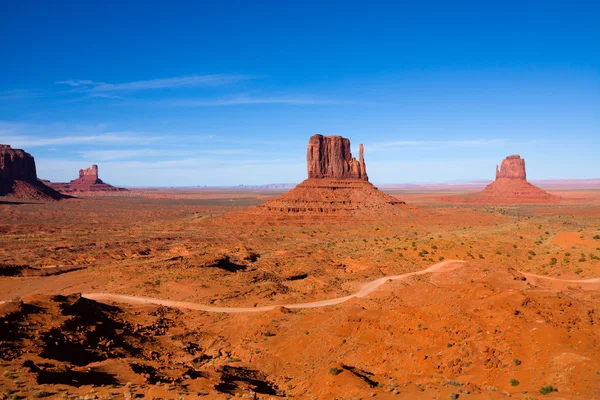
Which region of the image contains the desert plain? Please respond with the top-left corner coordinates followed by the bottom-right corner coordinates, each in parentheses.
top-left (1, 185), bottom-right (600, 399)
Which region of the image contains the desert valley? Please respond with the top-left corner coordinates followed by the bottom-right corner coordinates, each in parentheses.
top-left (1, 135), bottom-right (599, 399)
top-left (2, 2), bottom-right (599, 399)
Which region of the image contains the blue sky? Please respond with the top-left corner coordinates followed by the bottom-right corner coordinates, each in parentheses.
top-left (0, 0), bottom-right (598, 186)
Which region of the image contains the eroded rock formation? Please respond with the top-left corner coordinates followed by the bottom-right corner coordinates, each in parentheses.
top-left (227, 134), bottom-right (411, 221)
top-left (443, 154), bottom-right (559, 204)
top-left (72, 165), bottom-right (103, 185)
top-left (307, 134), bottom-right (368, 180)
top-left (495, 154), bottom-right (526, 180)
top-left (48, 164), bottom-right (127, 194)
top-left (0, 144), bottom-right (66, 200)
top-left (0, 145), bottom-right (38, 181)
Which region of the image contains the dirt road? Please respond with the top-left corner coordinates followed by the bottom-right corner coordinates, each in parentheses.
top-left (3, 260), bottom-right (598, 312)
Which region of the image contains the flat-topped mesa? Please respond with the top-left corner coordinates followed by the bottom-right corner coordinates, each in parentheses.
top-left (0, 144), bottom-right (38, 181)
top-left (307, 134), bottom-right (368, 181)
top-left (222, 133), bottom-right (412, 221)
top-left (47, 163), bottom-right (126, 193)
top-left (71, 165), bottom-right (104, 185)
top-left (0, 144), bottom-right (66, 200)
top-left (495, 154), bottom-right (526, 180)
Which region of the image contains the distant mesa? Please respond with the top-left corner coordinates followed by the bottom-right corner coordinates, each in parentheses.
top-left (48, 164), bottom-right (127, 194)
top-left (482, 154), bottom-right (559, 201)
top-left (72, 165), bottom-right (104, 185)
top-left (0, 144), bottom-right (67, 201)
top-left (444, 154), bottom-right (560, 204)
top-left (226, 134), bottom-right (412, 221)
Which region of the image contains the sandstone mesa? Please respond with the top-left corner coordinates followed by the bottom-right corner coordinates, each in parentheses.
top-left (0, 144), bottom-right (66, 200)
top-left (482, 154), bottom-right (559, 202)
top-left (48, 164), bottom-right (127, 193)
top-left (231, 134), bottom-right (411, 220)
top-left (307, 134), bottom-right (368, 180)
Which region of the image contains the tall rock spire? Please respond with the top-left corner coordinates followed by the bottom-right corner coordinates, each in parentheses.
top-left (496, 155), bottom-right (526, 180)
top-left (306, 134), bottom-right (368, 181)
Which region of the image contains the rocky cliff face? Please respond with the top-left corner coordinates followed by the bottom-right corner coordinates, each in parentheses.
top-left (71, 165), bottom-right (103, 185)
top-left (0, 144), bottom-right (66, 200)
top-left (495, 155), bottom-right (526, 180)
top-left (307, 135), bottom-right (368, 181)
top-left (0, 145), bottom-right (37, 181)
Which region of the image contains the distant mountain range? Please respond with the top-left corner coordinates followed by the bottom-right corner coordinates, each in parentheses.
top-left (229, 179), bottom-right (600, 191)
top-left (127, 179), bottom-right (600, 191)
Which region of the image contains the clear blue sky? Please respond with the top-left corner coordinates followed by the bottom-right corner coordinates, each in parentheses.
top-left (1, 0), bottom-right (598, 186)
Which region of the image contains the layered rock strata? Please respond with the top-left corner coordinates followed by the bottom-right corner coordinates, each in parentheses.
top-left (0, 145), bottom-right (66, 200)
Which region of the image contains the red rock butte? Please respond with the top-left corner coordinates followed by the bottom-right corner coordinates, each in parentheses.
top-left (47, 164), bottom-right (127, 193)
top-left (229, 134), bottom-right (412, 222)
top-left (0, 144), bottom-right (66, 200)
top-left (73, 165), bottom-right (104, 185)
top-left (443, 154), bottom-right (560, 204)
top-left (307, 135), bottom-right (368, 180)
top-left (495, 154), bottom-right (527, 180)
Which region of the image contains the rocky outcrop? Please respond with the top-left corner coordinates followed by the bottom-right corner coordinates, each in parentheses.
top-left (226, 134), bottom-right (412, 222)
top-left (445, 154), bottom-right (559, 204)
top-left (0, 144), bottom-right (66, 200)
top-left (0, 145), bottom-right (38, 181)
top-left (48, 164), bottom-right (127, 194)
top-left (307, 135), bottom-right (368, 181)
top-left (72, 165), bottom-right (103, 185)
top-left (257, 178), bottom-right (408, 216)
top-left (495, 155), bottom-right (526, 180)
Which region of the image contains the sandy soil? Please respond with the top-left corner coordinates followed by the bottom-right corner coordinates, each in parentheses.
top-left (80, 260), bottom-right (600, 312)
top-left (1, 188), bottom-right (599, 399)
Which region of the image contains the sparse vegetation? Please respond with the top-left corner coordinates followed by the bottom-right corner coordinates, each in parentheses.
top-left (539, 385), bottom-right (556, 395)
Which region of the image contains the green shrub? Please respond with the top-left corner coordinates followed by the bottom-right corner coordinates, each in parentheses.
top-left (509, 378), bottom-right (520, 386)
top-left (539, 385), bottom-right (556, 395)
top-left (328, 367), bottom-right (342, 375)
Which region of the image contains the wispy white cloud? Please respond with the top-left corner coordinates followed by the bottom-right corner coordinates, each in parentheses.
top-left (167, 94), bottom-right (349, 106)
top-left (0, 132), bottom-right (164, 148)
top-left (55, 80), bottom-right (95, 87)
top-left (87, 93), bottom-right (124, 100)
top-left (55, 74), bottom-right (254, 93)
top-left (367, 138), bottom-right (508, 151)
top-left (77, 147), bottom-right (257, 161)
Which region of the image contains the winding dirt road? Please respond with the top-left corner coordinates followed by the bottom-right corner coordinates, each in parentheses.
top-left (83, 260), bottom-right (465, 313)
top-left (2, 260), bottom-right (598, 312)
